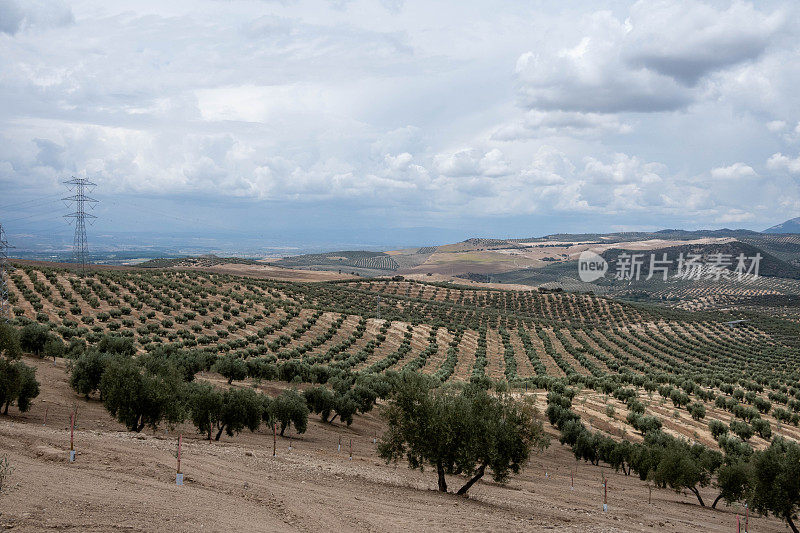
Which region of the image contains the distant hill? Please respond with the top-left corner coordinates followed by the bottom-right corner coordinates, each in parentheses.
top-left (764, 217), bottom-right (800, 234)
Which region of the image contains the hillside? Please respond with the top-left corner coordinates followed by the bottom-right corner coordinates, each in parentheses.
top-left (764, 217), bottom-right (800, 234)
top-left (6, 261), bottom-right (800, 450)
top-left (3, 260), bottom-right (800, 531)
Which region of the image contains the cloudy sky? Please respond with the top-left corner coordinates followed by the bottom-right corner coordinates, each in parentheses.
top-left (1, 0), bottom-right (800, 252)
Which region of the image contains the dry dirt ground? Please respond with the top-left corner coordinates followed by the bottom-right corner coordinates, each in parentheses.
top-left (0, 357), bottom-right (788, 533)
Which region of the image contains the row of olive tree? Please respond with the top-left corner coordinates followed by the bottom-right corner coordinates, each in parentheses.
top-left (545, 386), bottom-right (800, 533)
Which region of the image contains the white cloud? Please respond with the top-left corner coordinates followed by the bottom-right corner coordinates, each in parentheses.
top-left (624, 0), bottom-right (785, 86)
top-left (514, 1), bottom-right (787, 113)
top-left (766, 120), bottom-right (787, 132)
top-left (767, 152), bottom-right (800, 174)
top-left (491, 110), bottom-right (631, 141)
top-left (710, 162), bottom-right (758, 180)
top-left (1, 0), bottom-right (799, 238)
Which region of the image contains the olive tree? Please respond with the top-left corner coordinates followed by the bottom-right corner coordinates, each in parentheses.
top-left (378, 373), bottom-right (548, 495)
top-left (213, 387), bottom-right (262, 441)
top-left (99, 358), bottom-right (185, 432)
top-left (0, 323), bottom-right (22, 360)
top-left (69, 351), bottom-right (108, 398)
top-left (213, 354), bottom-right (247, 384)
top-left (186, 381), bottom-right (222, 440)
top-left (268, 389), bottom-right (309, 436)
top-left (750, 438), bottom-right (800, 533)
top-left (0, 359), bottom-right (39, 414)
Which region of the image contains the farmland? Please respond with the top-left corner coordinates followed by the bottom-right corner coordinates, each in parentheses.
top-left (6, 262), bottom-right (800, 451)
top-left (3, 259), bottom-right (800, 531)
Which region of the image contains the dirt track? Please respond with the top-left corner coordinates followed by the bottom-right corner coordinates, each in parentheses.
top-left (0, 357), bottom-right (787, 532)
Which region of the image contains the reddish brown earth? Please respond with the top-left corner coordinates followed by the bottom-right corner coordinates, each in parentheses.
top-left (0, 356), bottom-right (788, 532)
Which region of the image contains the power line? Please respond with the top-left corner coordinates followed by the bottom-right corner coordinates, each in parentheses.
top-left (63, 177), bottom-right (98, 276)
top-left (0, 223), bottom-right (13, 322)
top-left (0, 193), bottom-right (64, 212)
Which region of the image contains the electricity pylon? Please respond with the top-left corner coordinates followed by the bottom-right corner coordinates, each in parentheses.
top-left (63, 178), bottom-right (98, 276)
top-left (0, 223), bottom-right (12, 322)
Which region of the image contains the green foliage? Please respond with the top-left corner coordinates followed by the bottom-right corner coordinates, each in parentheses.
top-left (752, 418), bottom-right (772, 439)
top-left (642, 434), bottom-right (723, 507)
top-left (0, 323), bottom-right (22, 360)
top-left (713, 461), bottom-right (752, 509)
top-left (730, 420), bottom-right (754, 441)
top-left (750, 438), bottom-right (800, 532)
top-left (99, 357), bottom-right (185, 432)
top-left (0, 358), bottom-right (40, 414)
top-left (185, 381), bottom-right (222, 440)
top-left (69, 351), bottom-right (109, 398)
top-left (213, 354), bottom-right (247, 384)
top-left (688, 402), bottom-right (706, 421)
top-left (213, 387), bottom-right (262, 441)
top-left (303, 385), bottom-right (335, 422)
top-left (708, 419), bottom-right (728, 440)
top-left (43, 337), bottom-right (65, 361)
top-left (19, 323), bottom-right (50, 357)
top-left (378, 373), bottom-right (548, 495)
top-left (96, 335), bottom-right (135, 356)
top-left (268, 389), bottom-right (309, 436)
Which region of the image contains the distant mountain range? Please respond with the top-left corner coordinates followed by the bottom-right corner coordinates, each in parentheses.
top-left (764, 217), bottom-right (800, 234)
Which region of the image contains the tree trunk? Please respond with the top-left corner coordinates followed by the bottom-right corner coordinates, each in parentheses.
top-left (436, 461), bottom-right (447, 493)
top-left (457, 463), bottom-right (486, 496)
top-left (207, 426), bottom-right (212, 440)
top-left (215, 424), bottom-right (226, 441)
top-left (689, 486), bottom-right (705, 507)
top-left (711, 493), bottom-right (723, 509)
top-left (329, 414), bottom-right (339, 424)
top-left (280, 423), bottom-right (286, 437)
top-left (788, 515), bottom-right (799, 533)
top-left (3, 402), bottom-right (8, 415)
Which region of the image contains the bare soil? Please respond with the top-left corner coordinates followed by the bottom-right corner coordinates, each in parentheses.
top-left (0, 356), bottom-right (787, 532)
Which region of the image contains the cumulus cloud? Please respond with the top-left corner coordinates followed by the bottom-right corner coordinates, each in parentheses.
top-left (624, 0), bottom-right (785, 86)
top-left (1, 0), bottom-right (799, 239)
top-left (710, 162), bottom-right (758, 180)
top-left (434, 148), bottom-right (512, 178)
top-left (514, 1), bottom-right (786, 113)
top-left (767, 152), bottom-right (800, 174)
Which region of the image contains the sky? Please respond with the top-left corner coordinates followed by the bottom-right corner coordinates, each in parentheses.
top-left (1, 0), bottom-right (800, 253)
